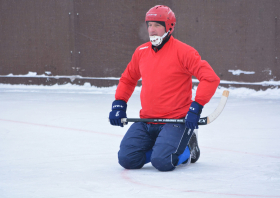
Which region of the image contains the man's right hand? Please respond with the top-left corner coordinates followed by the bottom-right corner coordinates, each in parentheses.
top-left (109, 100), bottom-right (127, 127)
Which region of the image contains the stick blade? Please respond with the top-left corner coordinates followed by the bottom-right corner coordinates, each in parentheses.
top-left (222, 90), bottom-right (230, 97)
top-left (207, 90), bottom-right (229, 124)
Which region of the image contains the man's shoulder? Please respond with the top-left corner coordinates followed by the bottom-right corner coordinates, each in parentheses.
top-left (135, 42), bottom-right (151, 52)
top-left (172, 37), bottom-right (195, 51)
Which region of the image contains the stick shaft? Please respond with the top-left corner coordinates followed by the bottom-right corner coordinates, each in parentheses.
top-left (121, 90), bottom-right (229, 125)
top-left (122, 117), bottom-right (207, 125)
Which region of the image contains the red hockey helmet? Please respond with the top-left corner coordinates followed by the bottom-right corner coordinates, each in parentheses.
top-left (145, 5), bottom-right (176, 34)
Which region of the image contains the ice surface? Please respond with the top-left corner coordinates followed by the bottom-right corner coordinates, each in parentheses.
top-left (0, 84), bottom-right (280, 198)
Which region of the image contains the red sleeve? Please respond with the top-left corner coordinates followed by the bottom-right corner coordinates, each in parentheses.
top-left (183, 48), bottom-right (220, 106)
top-left (115, 49), bottom-right (141, 103)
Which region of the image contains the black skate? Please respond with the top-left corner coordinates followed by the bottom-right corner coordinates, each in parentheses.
top-left (188, 130), bottom-right (200, 163)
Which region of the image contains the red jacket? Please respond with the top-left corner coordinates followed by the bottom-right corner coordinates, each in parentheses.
top-left (115, 36), bottom-right (220, 119)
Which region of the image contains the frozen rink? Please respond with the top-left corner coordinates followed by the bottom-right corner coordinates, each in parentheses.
top-left (1, 84), bottom-right (280, 198)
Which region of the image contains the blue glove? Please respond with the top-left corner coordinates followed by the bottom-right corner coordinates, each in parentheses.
top-left (185, 101), bottom-right (203, 129)
top-left (109, 100), bottom-right (127, 127)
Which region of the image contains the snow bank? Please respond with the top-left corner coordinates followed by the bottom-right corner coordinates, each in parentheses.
top-left (0, 83), bottom-right (279, 99)
top-left (213, 86), bottom-right (280, 99)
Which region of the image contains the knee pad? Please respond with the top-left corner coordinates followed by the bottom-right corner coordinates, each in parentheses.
top-left (151, 157), bottom-right (175, 171)
top-left (118, 150), bottom-right (145, 169)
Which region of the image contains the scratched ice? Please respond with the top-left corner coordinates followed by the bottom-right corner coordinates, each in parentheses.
top-left (0, 84), bottom-right (280, 198)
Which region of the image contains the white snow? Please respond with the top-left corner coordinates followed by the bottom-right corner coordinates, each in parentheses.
top-left (262, 69), bottom-right (272, 75)
top-left (228, 69), bottom-right (255, 75)
top-left (1, 83), bottom-right (280, 198)
top-left (2, 72), bottom-right (280, 87)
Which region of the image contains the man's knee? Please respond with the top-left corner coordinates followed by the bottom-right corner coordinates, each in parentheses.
top-left (151, 156), bottom-right (175, 171)
top-left (118, 149), bottom-right (145, 169)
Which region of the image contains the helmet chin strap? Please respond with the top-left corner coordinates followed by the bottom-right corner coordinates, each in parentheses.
top-left (149, 31), bottom-right (170, 46)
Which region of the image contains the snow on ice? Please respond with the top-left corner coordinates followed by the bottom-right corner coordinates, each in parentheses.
top-left (228, 69), bottom-right (255, 75)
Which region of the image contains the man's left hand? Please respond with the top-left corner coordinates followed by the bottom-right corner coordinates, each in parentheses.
top-left (185, 101), bottom-right (203, 129)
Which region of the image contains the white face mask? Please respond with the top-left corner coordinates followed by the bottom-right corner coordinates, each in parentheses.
top-left (149, 31), bottom-right (169, 46)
